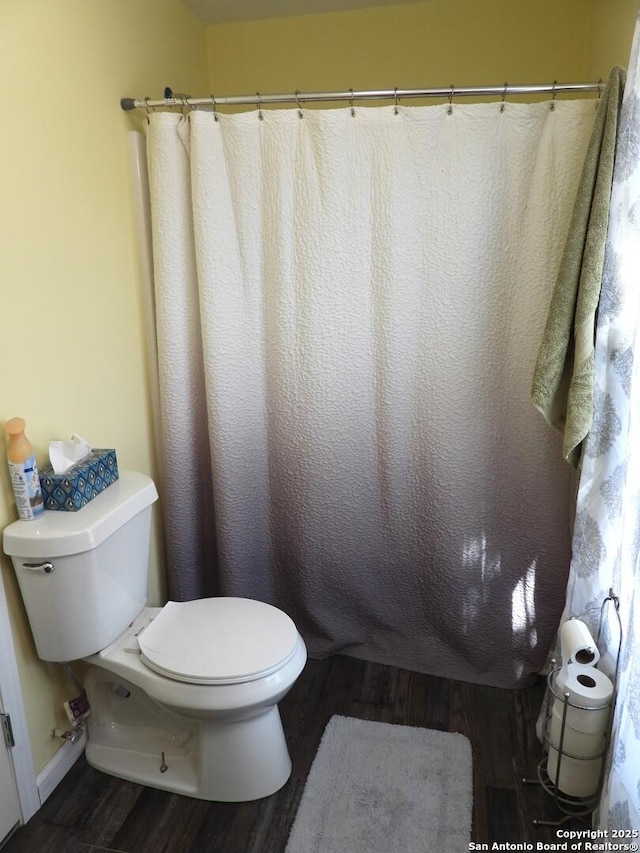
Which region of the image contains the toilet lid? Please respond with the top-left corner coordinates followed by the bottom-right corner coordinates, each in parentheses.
top-left (137, 598), bottom-right (300, 685)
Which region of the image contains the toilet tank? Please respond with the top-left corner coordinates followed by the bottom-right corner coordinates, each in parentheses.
top-left (3, 471), bottom-right (158, 662)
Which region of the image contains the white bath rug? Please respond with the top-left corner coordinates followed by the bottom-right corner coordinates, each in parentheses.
top-left (285, 715), bottom-right (473, 853)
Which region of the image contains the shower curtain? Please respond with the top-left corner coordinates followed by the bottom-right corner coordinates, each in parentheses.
top-left (557, 15), bottom-right (640, 830)
top-left (146, 97), bottom-right (596, 689)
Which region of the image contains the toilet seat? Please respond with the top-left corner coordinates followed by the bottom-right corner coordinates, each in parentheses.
top-left (137, 597), bottom-right (299, 685)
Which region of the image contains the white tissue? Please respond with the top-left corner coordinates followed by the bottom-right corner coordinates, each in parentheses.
top-left (49, 434), bottom-right (92, 474)
top-left (553, 663), bottom-right (613, 733)
top-left (560, 618), bottom-right (600, 667)
top-left (546, 662), bottom-right (613, 798)
top-left (547, 746), bottom-right (603, 799)
top-left (548, 704), bottom-right (605, 759)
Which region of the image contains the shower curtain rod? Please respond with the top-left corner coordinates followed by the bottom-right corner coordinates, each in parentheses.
top-left (120, 80), bottom-right (602, 111)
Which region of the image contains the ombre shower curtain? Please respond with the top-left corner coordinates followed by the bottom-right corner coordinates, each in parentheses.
top-left (556, 15), bottom-right (640, 830)
top-left (146, 98), bottom-right (596, 689)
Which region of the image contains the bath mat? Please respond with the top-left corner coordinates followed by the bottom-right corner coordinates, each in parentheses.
top-left (285, 715), bottom-right (472, 853)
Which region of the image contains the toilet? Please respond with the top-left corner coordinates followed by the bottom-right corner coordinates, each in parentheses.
top-left (3, 471), bottom-right (307, 801)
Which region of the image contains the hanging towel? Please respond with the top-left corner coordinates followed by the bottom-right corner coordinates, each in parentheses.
top-left (531, 67), bottom-right (625, 468)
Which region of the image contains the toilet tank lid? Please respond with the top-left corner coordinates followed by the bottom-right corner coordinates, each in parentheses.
top-left (2, 471), bottom-right (158, 559)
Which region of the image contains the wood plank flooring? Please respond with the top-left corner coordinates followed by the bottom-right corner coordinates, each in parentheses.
top-left (3, 656), bottom-right (588, 852)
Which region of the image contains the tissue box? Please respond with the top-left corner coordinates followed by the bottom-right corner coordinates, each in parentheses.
top-left (39, 449), bottom-right (119, 511)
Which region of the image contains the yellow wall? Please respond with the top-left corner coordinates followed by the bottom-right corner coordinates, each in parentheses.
top-left (206, 0), bottom-right (595, 101)
top-left (589, 0), bottom-right (638, 77)
top-left (1, 0), bottom-right (637, 786)
top-left (0, 0), bottom-right (208, 774)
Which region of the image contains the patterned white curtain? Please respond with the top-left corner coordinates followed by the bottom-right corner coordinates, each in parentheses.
top-left (146, 100), bottom-right (595, 689)
top-left (563, 14), bottom-right (640, 829)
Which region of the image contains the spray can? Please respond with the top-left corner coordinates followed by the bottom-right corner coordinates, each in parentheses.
top-left (5, 417), bottom-right (44, 520)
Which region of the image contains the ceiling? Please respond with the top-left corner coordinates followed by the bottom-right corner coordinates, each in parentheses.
top-left (181, 0), bottom-right (420, 25)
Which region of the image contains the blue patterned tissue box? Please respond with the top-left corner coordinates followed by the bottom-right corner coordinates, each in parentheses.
top-left (39, 449), bottom-right (119, 511)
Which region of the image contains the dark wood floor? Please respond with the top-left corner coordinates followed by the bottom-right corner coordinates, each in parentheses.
top-left (4, 655), bottom-right (587, 852)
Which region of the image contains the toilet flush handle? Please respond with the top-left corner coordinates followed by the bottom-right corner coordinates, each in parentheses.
top-left (22, 561), bottom-right (55, 574)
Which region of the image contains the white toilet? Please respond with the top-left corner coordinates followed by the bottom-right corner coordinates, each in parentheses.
top-left (3, 471), bottom-right (307, 801)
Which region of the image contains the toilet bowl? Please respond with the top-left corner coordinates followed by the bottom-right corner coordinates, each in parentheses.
top-left (3, 471), bottom-right (307, 801)
top-left (84, 600), bottom-right (306, 800)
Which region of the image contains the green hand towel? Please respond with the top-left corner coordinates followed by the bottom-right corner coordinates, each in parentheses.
top-left (531, 66), bottom-right (625, 468)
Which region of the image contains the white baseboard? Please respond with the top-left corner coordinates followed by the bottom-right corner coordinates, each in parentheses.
top-left (36, 729), bottom-right (86, 806)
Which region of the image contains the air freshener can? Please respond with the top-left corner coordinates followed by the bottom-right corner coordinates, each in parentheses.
top-left (5, 417), bottom-right (45, 521)
top-left (8, 454), bottom-right (45, 520)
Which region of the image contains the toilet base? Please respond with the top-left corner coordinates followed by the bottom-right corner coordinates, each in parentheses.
top-left (84, 666), bottom-right (292, 801)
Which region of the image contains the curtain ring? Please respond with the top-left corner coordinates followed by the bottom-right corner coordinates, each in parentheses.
top-left (295, 89), bottom-right (303, 119)
top-left (447, 84), bottom-right (455, 115)
top-left (394, 87), bottom-right (399, 115)
top-left (349, 88), bottom-right (356, 117)
top-left (256, 91), bottom-right (263, 121)
top-left (143, 97), bottom-right (152, 115)
top-left (550, 80), bottom-right (557, 111)
top-left (597, 78), bottom-right (603, 99)
top-left (500, 82), bottom-right (508, 113)
top-left (210, 94), bottom-right (219, 121)
top-left (180, 96), bottom-right (191, 118)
